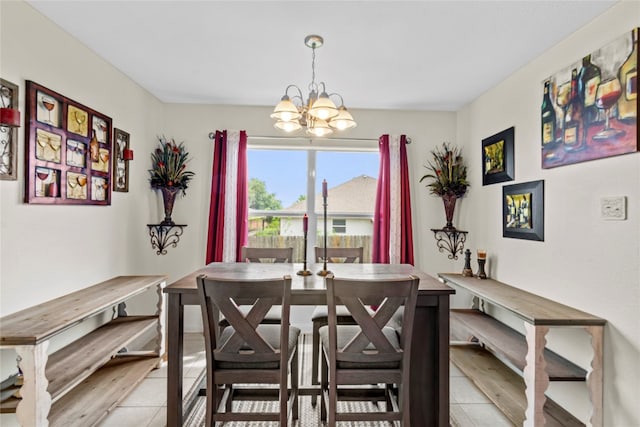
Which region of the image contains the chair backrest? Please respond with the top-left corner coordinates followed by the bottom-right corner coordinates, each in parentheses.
top-left (325, 274), bottom-right (419, 365)
top-left (197, 274), bottom-right (292, 364)
top-left (241, 246), bottom-right (293, 263)
top-left (315, 247), bottom-right (363, 264)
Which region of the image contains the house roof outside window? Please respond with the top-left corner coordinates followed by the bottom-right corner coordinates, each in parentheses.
top-left (284, 175), bottom-right (377, 215)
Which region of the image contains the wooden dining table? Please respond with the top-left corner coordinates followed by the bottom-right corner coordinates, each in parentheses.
top-left (163, 262), bottom-right (454, 426)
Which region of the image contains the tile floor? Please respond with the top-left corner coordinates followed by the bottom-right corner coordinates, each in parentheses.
top-left (98, 333), bottom-right (514, 427)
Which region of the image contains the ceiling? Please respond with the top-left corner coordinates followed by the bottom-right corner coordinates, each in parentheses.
top-left (27, 1), bottom-right (616, 112)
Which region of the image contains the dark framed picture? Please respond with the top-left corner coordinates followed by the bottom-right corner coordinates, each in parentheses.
top-left (502, 180), bottom-right (544, 241)
top-left (1, 78), bottom-right (19, 180)
top-left (25, 80), bottom-right (112, 205)
top-left (541, 27), bottom-right (638, 169)
top-left (482, 126), bottom-right (514, 186)
top-left (113, 128), bottom-right (130, 192)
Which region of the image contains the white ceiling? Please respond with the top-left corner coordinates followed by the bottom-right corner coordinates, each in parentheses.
top-left (27, 1), bottom-right (616, 111)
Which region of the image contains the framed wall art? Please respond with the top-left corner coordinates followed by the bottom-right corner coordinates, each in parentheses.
top-left (24, 81), bottom-right (112, 205)
top-left (113, 128), bottom-right (130, 192)
top-left (502, 180), bottom-right (544, 241)
top-left (1, 78), bottom-right (19, 180)
top-left (541, 27), bottom-right (638, 169)
top-left (482, 126), bottom-right (515, 185)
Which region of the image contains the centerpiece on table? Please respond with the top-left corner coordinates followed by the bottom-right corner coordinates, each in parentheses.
top-left (419, 142), bottom-right (469, 230)
top-left (148, 136), bottom-right (195, 225)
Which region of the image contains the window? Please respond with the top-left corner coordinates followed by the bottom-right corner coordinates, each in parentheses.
top-left (332, 219), bottom-right (346, 234)
top-left (247, 139), bottom-right (379, 262)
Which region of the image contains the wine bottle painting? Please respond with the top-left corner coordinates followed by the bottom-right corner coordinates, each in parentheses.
top-left (541, 27), bottom-right (638, 169)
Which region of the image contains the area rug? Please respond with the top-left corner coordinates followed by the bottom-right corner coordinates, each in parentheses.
top-left (183, 334), bottom-right (397, 426)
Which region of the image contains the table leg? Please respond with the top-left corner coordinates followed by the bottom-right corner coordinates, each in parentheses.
top-left (167, 293), bottom-right (184, 427)
top-left (523, 323), bottom-right (550, 427)
top-left (585, 325), bottom-right (604, 427)
top-left (410, 294), bottom-right (450, 426)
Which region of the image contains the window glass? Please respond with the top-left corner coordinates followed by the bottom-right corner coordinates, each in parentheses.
top-left (247, 149), bottom-right (306, 212)
top-left (332, 218), bottom-right (346, 234)
top-left (247, 146), bottom-right (379, 262)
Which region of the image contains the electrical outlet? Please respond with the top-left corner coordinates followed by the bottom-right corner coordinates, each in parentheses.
top-left (600, 196), bottom-right (626, 220)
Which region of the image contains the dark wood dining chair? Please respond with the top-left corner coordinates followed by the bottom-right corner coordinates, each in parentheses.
top-left (310, 246), bottom-right (364, 406)
top-left (241, 246), bottom-right (293, 263)
top-left (319, 274), bottom-right (419, 426)
top-left (218, 246), bottom-right (294, 330)
top-left (196, 274), bottom-right (300, 426)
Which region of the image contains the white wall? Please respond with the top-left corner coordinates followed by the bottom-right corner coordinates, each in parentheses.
top-left (456, 3), bottom-right (639, 425)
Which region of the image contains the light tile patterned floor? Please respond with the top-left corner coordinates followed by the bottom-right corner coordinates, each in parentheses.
top-left (98, 333), bottom-right (514, 427)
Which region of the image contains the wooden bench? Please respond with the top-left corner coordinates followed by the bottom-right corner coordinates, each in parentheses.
top-left (0, 275), bottom-right (167, 427)
top-left (439, 273), bottom-right (605, 427)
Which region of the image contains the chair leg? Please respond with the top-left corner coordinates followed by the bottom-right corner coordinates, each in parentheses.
top-left (311, 318), bottom-right (323, 407)
top-left (328, 369), bottom-right (337, 427)
top-left (292, 346), bottom-right (299, 420)
top-left (320, 347), bottom-right (328, 422)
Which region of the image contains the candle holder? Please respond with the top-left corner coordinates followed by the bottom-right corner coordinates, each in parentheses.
top-left (317, 193), bottom-right (332, 277)
top-left (297, 230), bottom-right (312, 276)
top-left (476, 258), bottom-right (487, 279)
top-left (462, 249), bottom-right (473, 277)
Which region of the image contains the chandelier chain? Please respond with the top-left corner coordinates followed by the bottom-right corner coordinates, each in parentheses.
top-left (310, 45), bottom-right (317, 93)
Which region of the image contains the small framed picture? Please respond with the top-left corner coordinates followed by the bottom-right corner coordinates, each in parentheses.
top-left (482, 127), bottom-right (514, 186)
top-left (113, 128), bottom-right (130, 192)
top-left (502, 180), bottom-right (544, 241)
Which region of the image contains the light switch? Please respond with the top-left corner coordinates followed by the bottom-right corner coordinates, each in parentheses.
top-left (600, 196), bottom-right (626, 220)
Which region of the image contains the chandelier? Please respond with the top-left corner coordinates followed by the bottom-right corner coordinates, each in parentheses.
top-left (271, 35), bottom-right (357, 137)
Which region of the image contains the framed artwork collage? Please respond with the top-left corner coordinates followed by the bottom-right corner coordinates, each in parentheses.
top-left (25, 81), bottom-right (114, 205)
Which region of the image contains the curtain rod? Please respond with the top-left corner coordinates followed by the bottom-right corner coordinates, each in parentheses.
top-left (207, 133), bottom-right (411, 144)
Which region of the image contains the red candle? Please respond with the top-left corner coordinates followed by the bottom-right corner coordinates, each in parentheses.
top-left (123, 148), bottom-right (134, 161)
top-left (303, 214), bottom-right (308, 233)
top-left (0, 108), bottom-right (20, 127)
top-left (322, 179), bottom-right (327, 198)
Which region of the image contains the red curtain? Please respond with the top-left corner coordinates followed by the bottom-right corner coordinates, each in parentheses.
top-left (372, 135), bottom-right (391, 263)
top-left (372, 134), bottom-right (414, 265)
top-left (205, 130), bottom-right (248, 263)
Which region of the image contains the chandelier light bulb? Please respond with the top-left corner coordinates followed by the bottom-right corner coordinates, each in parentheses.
top-left (274, 120), bottom-right (302, 132)
top-left (328, 107), bottom-right (357, 130)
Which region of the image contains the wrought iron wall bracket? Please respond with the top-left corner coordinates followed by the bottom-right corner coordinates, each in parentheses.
top-left (431, 228), bottom-right (468, 260)
top-left (147, 224), bottom-right (187, 255)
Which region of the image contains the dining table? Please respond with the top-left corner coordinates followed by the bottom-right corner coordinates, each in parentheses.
top-left (163, 262), bottom-right (455, 426)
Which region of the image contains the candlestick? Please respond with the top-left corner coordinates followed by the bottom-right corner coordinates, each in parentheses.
top-left (476, 255), bottom-right (487, 280)
top-left (462, 249), bottom-right (473, 277)
top-left (317, 186), bottom-right (331, 276)
top-left (477, 249), bottom-right (487, 260)
top-left (297, 229), bottom-right (312, 276)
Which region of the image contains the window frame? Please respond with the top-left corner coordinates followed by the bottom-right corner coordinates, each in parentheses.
top-left (247, 137), bottom-right (378, 260)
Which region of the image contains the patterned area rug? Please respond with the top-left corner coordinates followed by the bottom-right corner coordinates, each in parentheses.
top-left (183, 334), bottom-right (398, 426)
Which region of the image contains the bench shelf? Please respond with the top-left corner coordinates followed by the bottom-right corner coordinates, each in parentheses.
top-left (440, 273), bottom-right (605, 427)
top-left (451, 309), bottom-right (586, 381)
top-left (0, 275), bottom-right (167, 426)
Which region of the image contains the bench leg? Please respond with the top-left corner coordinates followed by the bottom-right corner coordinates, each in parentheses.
top-left (16, 342), bottom-right (52, 427)
top-left (585, 325), bottom-right (604, 427)
top-left (523, 323), bottom-right (549, 427)
top-left (154, 281), bottom-right (167, 366)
